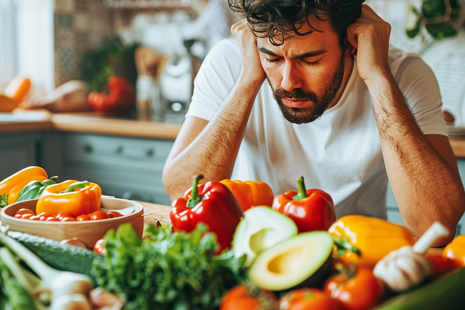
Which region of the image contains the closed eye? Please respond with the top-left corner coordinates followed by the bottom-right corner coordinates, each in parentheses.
top-left (302, 59), bottom-right (321, 66)
top-left (265, 57), bottom-right (281, 63)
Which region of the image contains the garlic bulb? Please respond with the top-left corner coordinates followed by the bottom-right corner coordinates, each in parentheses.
top-left (374, 222), bottom-right (449, 292)
top-left (373, 245), bottom-right (431, 291)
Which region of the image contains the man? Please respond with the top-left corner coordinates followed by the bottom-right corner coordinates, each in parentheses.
top-left (162, 0), bottom-right (465, 246)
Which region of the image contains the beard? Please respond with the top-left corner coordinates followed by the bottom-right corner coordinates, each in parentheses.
top-left (270, 53), bottom-right (346, 124)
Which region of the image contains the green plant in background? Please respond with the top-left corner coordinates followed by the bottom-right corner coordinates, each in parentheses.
top-left (82, 37), bottom-right (139, 91)
top-left (407, 0), bottom-right (462, 40)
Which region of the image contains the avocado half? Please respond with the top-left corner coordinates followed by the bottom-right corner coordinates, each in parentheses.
top-left (248, 231), bottom-right (334, 291)
top-left (232, 206), bottom-right (298, 267)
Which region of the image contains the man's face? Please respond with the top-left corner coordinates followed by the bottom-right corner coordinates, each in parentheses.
top-left (257, 16), bottom-right (350, 124)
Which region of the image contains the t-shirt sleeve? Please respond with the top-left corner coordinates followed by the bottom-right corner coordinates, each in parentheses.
top-left (186, 38), bottom-right (243, 121)
top-left (393, 56), bottom-right (447, 136)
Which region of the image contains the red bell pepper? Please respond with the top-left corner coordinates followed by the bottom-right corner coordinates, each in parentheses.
top-left (87, 76), bottom-right (135, 112)
top-left (170, 175), bottom-right (243, 252)
top-left (272, 176), bottom-right (336, 233)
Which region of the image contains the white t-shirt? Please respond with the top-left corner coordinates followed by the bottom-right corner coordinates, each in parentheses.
top-left (186, 38), bottom-right (447, 219)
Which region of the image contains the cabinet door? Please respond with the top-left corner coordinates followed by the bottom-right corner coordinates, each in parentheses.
top-left (59, 132), bottom-right (174, 205)
top-left (0, 132), bottom-right (43, 180)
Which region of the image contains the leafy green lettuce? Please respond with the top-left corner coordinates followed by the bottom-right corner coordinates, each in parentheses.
top-left (92, 224), bottom-right (247, 310)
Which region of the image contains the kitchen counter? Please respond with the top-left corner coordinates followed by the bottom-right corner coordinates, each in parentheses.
top-left (2, 111), bottom-right (465, 157)
top-left (0, 111), bottom-right (182, 140)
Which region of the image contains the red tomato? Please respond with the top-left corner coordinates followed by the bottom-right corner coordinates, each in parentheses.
top-left (324, 265), bottom-right (385, 310)
top-left (76, 214), bottom-right (90, 221)
top-left (426, 253), bottom-right (461, 278)
top-left (61, 217), bottom-right (76, 222)
top-left (57, 212), bottom-right (75, 220)
top-left (14, 214), bottom-right (21, 219)
top-left (39, 213), bottom-right (53, 221)
top-left (279, 288), bottom-right (343, 310)
top-left (21, 214), bottom-right (33, 220)
top-left (106, 211), bottom-right (123, 218)
top-left (89, 211), bottom-right (109, 220)
top-left (29, 215), bottom-right (41, 221)
top-left (46, 217), bottom-right (60, 222)
top-left (15, 208), bottom-right (35, 217)
top-left (93, 239), bottom-right (105, 255)
top-left (220, 285), bottom-right (277, 310)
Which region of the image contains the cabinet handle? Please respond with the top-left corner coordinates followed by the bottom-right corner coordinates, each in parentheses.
top-left (83, 144), bottom-right (93, 153)
top-left (116, 146), bottom-right (123, 154)
top-left (146, 148), bottom-right (155, 157)
top-left (122, 191), bottom-right (133, 200)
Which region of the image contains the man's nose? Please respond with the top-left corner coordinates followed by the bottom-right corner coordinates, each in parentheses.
top-left (281, 61), bottom-right (303, 91)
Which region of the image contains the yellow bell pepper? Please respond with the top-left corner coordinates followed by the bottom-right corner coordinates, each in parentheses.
top-left (36, 180), bottom-right (102, 217)
top-left (443, 235), bottom-right (465, 266)
top-left (328, 215), bottom-right (415, 269)
top-left (220, 179), bottom-right (274, 211)
top-left (0, 166), bottom-right (48, 206)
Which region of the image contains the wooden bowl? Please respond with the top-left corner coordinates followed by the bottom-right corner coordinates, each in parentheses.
top-left (0, 196), bottom-right (144, 249)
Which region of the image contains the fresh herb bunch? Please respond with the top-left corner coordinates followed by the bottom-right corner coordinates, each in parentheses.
top-left (82, 37), bottom-right (139, 91)
top-left (407, 0), bottom-right (462, 40)
top-left (92, 224), bottom-right (248, 310)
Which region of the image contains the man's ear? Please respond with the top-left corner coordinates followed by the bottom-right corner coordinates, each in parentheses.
top-left (343, 37), bottom-right (357, 57)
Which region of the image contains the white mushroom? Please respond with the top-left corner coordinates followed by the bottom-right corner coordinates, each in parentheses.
top-left (373, 222), bottom-right (449, 292)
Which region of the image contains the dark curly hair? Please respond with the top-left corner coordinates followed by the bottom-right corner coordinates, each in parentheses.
top-left (228, 0), bottom-right (366, 47)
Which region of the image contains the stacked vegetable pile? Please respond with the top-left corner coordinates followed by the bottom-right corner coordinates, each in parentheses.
top-left (2, 167), bottom-right (465, 310)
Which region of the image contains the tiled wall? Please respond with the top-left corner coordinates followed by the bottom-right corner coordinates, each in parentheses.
top-left (54, 0), bottom-right (113, 87)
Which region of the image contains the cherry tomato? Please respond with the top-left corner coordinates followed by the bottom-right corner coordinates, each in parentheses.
top-left (106, 211), bottom-right (123, 218)
top-left (46, 217), bottom-right (60, 222)
top-left (39, 213), bottom-right (53, 221)
top-left (279, 288), bottom-right (343, 310)
top-left (56, 212), bottom-right (75, 220)
top-left (93, 239), bottom-right (105, 255)
top-left (61, 217), bottom-right (76, 222)
top-left (14, 214), bottom-right (22, 219)
top-left (324, 265), bottom-right (385, 310)
top-left (220, 285), bottom-right (277, 310)
top-left (76, 214), bottom-right (90, 221)
top-left (89, 211), bottom-right (109, 220)
top-left (426, 253), bottom-right (461, 278)
top-left (14, 208), bottom-right (35, 217)
top-left (21, 214), bottom-right (33, 220)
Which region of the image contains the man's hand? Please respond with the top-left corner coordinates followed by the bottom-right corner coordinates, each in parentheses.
top-left (231, 19), bottom-right (266, 84)
top-left (347, 5), bottom-right (392, 85)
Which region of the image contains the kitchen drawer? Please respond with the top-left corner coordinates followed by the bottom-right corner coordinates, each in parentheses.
top-left (62, 132), bottom-right (173, 164)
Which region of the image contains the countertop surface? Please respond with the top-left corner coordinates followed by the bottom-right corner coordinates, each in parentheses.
top-left (2, 111), bottom-right (465, 158)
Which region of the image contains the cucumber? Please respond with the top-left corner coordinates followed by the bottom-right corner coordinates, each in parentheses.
top-left (5, 231), bottom-right (103, 285)
top-left (374, 267), bottom-right (465, 310)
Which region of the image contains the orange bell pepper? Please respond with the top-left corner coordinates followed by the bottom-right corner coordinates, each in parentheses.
top-left (36, 180), bottom-right (102, 217)
top-left (5, 75), bottom-right (31, 103)
top-left (0, 166), bottom-right (48, 206)
top-left (328, 215), bottom-right (415, 269)
top-left (220, 179), bottom-right (274, 211)
top-left (443, 235), bottom-right (465, 266)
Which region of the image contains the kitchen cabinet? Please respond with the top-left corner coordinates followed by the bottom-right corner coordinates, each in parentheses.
top-left (0, 132), bottom-right (46, 180)
top-left (386, 159), bottom-right (465, 235)
top-left (52, 132), bottom-right (173, 205)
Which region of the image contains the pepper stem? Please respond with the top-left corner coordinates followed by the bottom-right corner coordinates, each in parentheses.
top-left (333, 236), bottom-right (361, 256)
top-left (61, 181), bottom-right (90, 193)
top-left (187, 175), bottom-right (204, 208)
top-left (292, 176), bottom-right (308, 201)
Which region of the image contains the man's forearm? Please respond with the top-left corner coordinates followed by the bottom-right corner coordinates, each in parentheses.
top-left (163, 75), bottom-right (263, 200)
top-left (368, 74), bottom-right (465, 245)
